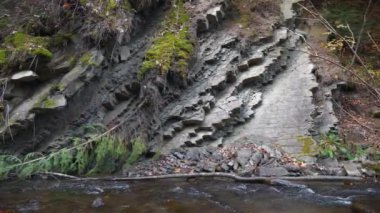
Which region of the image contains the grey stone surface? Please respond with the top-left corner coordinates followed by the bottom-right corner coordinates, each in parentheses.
top-left (226, 46), bottom-right (318, 158)
top-left (119, 46), bottom-right (131, 62)
top-left (102, 95), bottom-right (118, 110)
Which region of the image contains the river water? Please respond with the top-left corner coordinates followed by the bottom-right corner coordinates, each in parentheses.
top-left (1, 179), bottom-right (380, 212)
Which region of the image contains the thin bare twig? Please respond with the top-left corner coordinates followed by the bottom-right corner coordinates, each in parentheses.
top-left (367, 31), bottom-right (380, 53)
top-left (350, 0), bottom-right (372, 67)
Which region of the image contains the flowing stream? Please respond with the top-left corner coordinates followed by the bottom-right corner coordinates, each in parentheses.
top-left (0, 179), bottom-right (380, 212)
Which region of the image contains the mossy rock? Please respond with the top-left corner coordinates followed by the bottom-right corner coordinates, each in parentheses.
top-left (1, 32), bottom-right (53, 69)
top-left (139, 0), bottom-right (193, 79)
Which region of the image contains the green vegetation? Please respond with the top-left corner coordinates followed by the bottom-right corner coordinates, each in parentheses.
top-left (0, 49), bottom-right (6, 65)
top-left (79, 52), bottom-right (98, 66)
top-left (139, 0), bottom-right (193, 78)
top-left (0, 135), bottom-right (146, 180)
top-left (298, 131), bottom-right (365, 160)
top-left (0, 32), bottom-right (52, 68)
top-left (126, 137), bottom-right (146, 165)
top-left (52, 83), bottom-right (65, 92)
top-left (42, 98), bottom-right (56, 109)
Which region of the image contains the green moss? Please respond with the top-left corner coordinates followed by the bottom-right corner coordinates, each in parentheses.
top-left (42, 98), bottom-right (56, 108)
top-left (139, 0), bottom-right (193, 78)
top-left (31, 48), bottom-right (53, 59)
top-left (52, 83), bottom-right (65, 92)
top-left (297, 136), bottom-right (316, 156)
top-left (80, 52), bottom-right (98, 66)
top-left (126, 137), bottom-right (146, 165)
top-left (52, 32), bottom-right (73, 47)
top-left (0, 49), bottom-right (6, 65)
top-left (2, 32), bottom-right (52, 65)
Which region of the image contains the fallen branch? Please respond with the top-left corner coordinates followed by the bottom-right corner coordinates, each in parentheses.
top-left (48, 172), bottom-right (364, 183)
top-left (37, 172), bottom-right (81, 180)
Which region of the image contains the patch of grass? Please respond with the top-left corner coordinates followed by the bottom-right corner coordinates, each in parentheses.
top-left (139, 0), bottom-right (193, 79)
top-left (126, 137), bottom-right (146, 165)
top-left (0, 49), bottom-right (6, 65)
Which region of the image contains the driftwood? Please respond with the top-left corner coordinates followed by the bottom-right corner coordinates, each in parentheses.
top-left (43, 172), bottom-right (364, 184)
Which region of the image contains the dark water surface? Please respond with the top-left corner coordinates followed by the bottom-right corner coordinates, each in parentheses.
top-left (0, 179), bottom-right (380, 212)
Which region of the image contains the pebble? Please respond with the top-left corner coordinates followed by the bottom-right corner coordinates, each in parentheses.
top-left (92, 198), bottom-right (104, 208)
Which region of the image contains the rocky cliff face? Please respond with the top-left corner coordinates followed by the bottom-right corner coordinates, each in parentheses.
top-left (0, 0), bottom-right (337, 170)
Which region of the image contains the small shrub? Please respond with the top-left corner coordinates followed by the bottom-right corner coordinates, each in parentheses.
top-left (317, 131), bottom-right (364, 160)
top-left (126, 137), bottom-right (146, 165)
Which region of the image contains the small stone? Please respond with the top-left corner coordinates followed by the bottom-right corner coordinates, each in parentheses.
top-left (92, 197), bottom-right (104, 208)
top-left (202, 161), bottom-right (217, 172)
top-left (227, 160), bottom-right (234, 168)
top-left (11, 70), bottom-right (39, 82)
top-left (250, 152), bottom-right (262, 167)
top-left (233, 160), bottom-right (239, 171)
top-left (221, 38), bottom-right (237, 49)
top-left (119, 46), bottom-right (131, 62)
top-left (259, 145), bottom-right (278, 158)
top-left (183, 109), bottom-right (205, 126)
top-left (114, 86), bottom-right (131, 101)
top-left (186, 148), bottom-right (201, 161)
top-left (173, 152), bottom-right (184, 160)
top-left (361, 168), bottom-right (376, 177)
top-left (342, 162), bottom-right (362, 177)
top-left (205, 146), bottom-right (218, 154)
top-left (236, 149), bottom-right (253, 166)
top-left (211, 152), bottom-right (223, 161)
top-left (102, 95), bottom-right (117, 110)
top-left (318, 158), bottom-right (339, 168)
top-left (256, 167), bottom-right (289, 177)
top-left (221, 163), bottom-right (230, 172)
